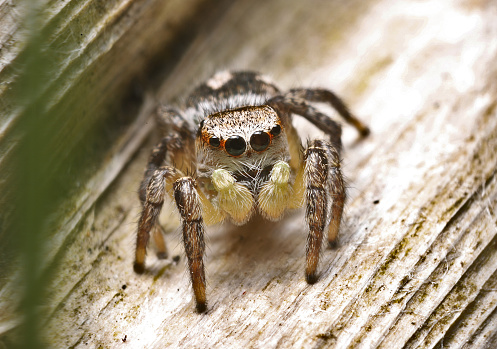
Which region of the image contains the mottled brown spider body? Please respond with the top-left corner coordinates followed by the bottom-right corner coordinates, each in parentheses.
top-left (134, 71), bottom-right (369, 313)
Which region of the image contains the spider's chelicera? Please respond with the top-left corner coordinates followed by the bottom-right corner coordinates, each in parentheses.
top-left (134, 71), bottom-right (369, 313)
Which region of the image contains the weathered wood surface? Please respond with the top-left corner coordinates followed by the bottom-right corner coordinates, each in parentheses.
top-left (2, 0), bottom-right (497, 348)
top-left (0, 0), bottom-right (216, 255)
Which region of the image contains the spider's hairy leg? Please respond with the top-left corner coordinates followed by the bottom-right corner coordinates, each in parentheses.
top-left (154, 106), bottom-right (197, 175)
top-left (137, 136), bottom-right (168, 265)
top-left (304, 139), bottom-right (345, 283)
top-left (258, 161), bottom-right (292, 220)
top-left (137, 105), bottom-right (196, 263)
top-left (139, 137), bottom-right (169, 204)
top-left (153, 224), bottom-right (168, 260)
top-left (134, 166), bottom-right (182, 274)
top-left (325, 144), bottom-right (345, 248)
top-left (288, 88), bottom-right (370, 137)
top-left (211, 169), bottom-right (254, 224)
top-left (173, 177), bottom-right (207, 313)
top-left (155, 105), bottom-right (191, 136)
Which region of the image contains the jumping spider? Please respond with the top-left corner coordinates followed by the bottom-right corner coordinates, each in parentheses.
top-left (134, 71), bottom-right (369, 313)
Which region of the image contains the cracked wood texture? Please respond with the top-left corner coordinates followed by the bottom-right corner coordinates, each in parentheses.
top-left (1, 0), bottom-right (497, 348)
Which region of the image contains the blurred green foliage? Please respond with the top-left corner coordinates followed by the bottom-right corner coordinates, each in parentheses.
top-left (4, 1), bottom-right (130, 347)
top-left (13, 3), bottom-right (55, 349)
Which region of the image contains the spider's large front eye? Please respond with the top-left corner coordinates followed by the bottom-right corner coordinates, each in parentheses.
top-left (225, 135), bottom-right (246, 156)
top-left (250, 131), bottom-right (270, 152)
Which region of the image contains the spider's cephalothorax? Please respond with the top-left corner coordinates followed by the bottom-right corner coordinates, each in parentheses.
top-left (134, 71), bottom-right (369, 313)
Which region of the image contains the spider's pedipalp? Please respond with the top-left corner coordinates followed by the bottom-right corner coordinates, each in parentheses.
top-left (258, 160), bottom-right (292, 220)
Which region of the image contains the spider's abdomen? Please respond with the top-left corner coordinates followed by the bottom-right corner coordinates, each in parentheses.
top-left (187, 71), bottom-right (280, 117)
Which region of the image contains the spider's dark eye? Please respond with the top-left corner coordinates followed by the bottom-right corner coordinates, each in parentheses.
top-left (209, 136), bottom-right (220, 147)
top-left (270, 124), bottom-right (281, 136)
top-left (250, 131), bottom-right (270, 152)
top-left (199, 120), bottom-right (205, 129)
top-left (225, 136), bottom-right (246, 156)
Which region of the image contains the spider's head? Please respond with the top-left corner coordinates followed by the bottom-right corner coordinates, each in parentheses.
top-left (197, 105), bottom-right (290, 179)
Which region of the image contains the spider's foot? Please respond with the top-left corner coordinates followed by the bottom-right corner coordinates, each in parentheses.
top-left (157, 251), bottom-right (168, 260)
top-left (328, 240), bottom-right (339, 249)
top-left (133, 261), bottom-right (145, 274)
top-left (359, 125), bottom-right (371, 137)
top-left (305, 272), bottom-right (319, 284)
top-left (195, 301), bottom-right (207, 313)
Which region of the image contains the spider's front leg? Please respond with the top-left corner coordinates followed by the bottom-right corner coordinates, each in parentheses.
top-left (137, 137), bottom-right (171, 261)
top-left (173, 177), bottom-right (207, 313)
top-left (136, 107), bottom-right (194, 264)
top-left (134, 166), bottom-right (181, 274)
top-left (135, 168), bottom-right (208, 312)
top-left (304, 139), bottom-right (345, 283)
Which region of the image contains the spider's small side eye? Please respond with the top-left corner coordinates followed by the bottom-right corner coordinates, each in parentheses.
top-left (209, 136), bottom-right (220, 147)
top-left (270, 124), bottom-right (281, 136)
top-left (250, 131), bottom-right (270, 152)
top-left (225, 136), bottom-right (246, 156)
top-left (199, 120), bottom-right (205, 128)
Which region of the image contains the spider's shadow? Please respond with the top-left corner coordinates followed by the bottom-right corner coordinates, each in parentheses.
top-left (205, 212), bottom-right (306, 292)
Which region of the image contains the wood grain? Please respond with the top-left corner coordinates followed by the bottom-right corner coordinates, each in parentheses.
top-left (1, 0), bottom-right (497, 348)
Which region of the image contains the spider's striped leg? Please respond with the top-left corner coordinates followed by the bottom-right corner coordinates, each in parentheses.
top-left (287, 88), bottom-right (370, 137)
top-left (268, 95), bottom-right (343, 154)
top-left (269, 94), bottom-right (348, 254)
top-left (137, 107), bottom-right (195, 262)
top-left (323, 143), bottom-right (345, 248)
top-left (139, 137), bottom-right (169, 204)
top-left (134, 166), bottom-right (181, 273)
top-left (304, 139), bottom-right (345, 283)
top-left (155, 105), bottom-right (192, 136)
top-left (173, 177), bottom-right (207, 313)
top-left (138, 137), bottom-right (170, 260)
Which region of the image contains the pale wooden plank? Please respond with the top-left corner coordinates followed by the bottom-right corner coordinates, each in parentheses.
top-left (2, 0), bottom-right (497, 348)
